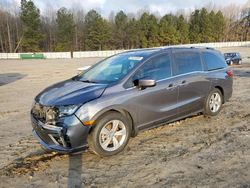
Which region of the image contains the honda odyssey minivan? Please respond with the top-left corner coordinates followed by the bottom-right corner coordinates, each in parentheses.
top-left (31, 47), bottom-right (233, 156)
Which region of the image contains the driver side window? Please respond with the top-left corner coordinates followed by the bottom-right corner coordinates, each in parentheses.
top-left (125, 54), bottom-right (172, 88)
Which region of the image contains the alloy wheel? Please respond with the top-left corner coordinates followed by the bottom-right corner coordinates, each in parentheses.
top-left (209, 92), bottom-right (222, 113)
top-left (99, 120), bottom-right (127, 151)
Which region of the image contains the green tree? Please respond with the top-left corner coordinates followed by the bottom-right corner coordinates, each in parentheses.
top-left (138, 12), bottom-right (160, 48)
top-left (177, 15), bottom-right (189, 44)
top-left (84, 10), bottom-right (111, 50)
top-left (55, 8), bottom-right (75, 51)
top-left (126, 18), bottom-right (139, 49)
top-left (138, 12), bottom-right (150, 48)
top-left (208, 10), bottom-right (216, 41)
top-left (214, 11), bottom-right (226, 41)
top-left (199, 8), bottom-right (213, 42)
top-left (159, 14), bottom-right (180, 45)
top-left (20, 0), bottom-right (43, 52)
top-left (114, 11), bottom-right (128, 49)
top-left (147, 14), bottom-right (160, 47)
top-left (189, 10), bottom-right (201, 43)
top-left (189, 8), bottom-right (226, 43)
top-left (3, 4), bottom-right (246, 53)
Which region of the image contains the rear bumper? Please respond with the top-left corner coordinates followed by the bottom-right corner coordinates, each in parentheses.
top-left (224, 88), bottom-right (233, 102)
top-left (31, 114), bottom-right (90, 153)
top-left (224, 77), bottom-right (233, 102)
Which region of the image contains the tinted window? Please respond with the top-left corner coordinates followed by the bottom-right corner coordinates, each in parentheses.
top-left (174, 52), bottom-right (202, 75)
top-left (134, 54), bottom-right (171, 81)
top-left (76, 54), bottom-right (144, 83)
top-left (203, 52), bottom-right (227, 71)
top-left (125, 54), bottom-right (171, 88)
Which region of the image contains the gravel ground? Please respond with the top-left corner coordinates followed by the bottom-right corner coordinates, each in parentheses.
top-left (0, 47), bottom-right (249, 188)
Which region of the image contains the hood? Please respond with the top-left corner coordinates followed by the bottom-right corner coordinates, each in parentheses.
top-left (35, 79), bottom-right (107, 106)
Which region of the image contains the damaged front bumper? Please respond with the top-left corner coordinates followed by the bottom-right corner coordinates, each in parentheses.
top-left (31, 114), bottom-right (90, 153)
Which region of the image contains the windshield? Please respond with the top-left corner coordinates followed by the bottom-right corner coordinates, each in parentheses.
top-left (224, 53), bottom-right (235, 58)
top-left (76, 54), bottom-right (145, 83)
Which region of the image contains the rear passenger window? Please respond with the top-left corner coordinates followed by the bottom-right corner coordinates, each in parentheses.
top-left (203, 52), bottom-right (227, 71)
top-left (174, 52), bottom-right (202, 75)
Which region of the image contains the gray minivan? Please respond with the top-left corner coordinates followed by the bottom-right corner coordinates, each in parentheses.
top-left (31, 47), bottom-right (233, 156)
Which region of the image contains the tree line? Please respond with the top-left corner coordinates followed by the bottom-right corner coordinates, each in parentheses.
top-left (0, 0), bottom-right (249, 53)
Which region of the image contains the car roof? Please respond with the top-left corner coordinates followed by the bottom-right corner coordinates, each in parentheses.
top-left (118, 48), bottom-right (161, 58)
top-left (120, 46), bottom-right (217, 58)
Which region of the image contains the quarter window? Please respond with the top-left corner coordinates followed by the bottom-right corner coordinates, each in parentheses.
top-left (174, 52), bottom-right (202, 75)
top-left (203, 52), bottom-right (227, 71)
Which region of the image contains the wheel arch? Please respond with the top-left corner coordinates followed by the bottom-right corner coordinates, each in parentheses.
top-left (214, 85), bottom-right (224, 103)
top-left (89, 107), bottom-right (138, 137)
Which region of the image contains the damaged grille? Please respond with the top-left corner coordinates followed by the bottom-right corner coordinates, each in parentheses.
top-left (31, 103), bottom-right (59, 124)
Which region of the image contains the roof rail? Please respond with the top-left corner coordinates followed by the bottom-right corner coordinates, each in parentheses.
top-left (160, 45), bottom-right (215, 50)
top-left (122, 47), bottom-right (161, 53)
top-left (190, 46), bottom-right (215, 50)
top-left (159, 45), bottom-right (187, 50)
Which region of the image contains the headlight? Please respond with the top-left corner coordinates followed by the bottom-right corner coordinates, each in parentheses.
top-left (58, 105), bottom-right (79, 117)
top-left (75, 105), bottom-right (90, 121)
top-left (75, 104), bottom-right (96, 126)
top-left (75, 103), bottom-right (96, 126)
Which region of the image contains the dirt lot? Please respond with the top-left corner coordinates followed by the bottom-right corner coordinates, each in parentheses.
top-left (0, 47), bottom-right (250, 187)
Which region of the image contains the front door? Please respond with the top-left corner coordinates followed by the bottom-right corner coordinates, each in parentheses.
top-left (125, 53), bottom-right (179, 130)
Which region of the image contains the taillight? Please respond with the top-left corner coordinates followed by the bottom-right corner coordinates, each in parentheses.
top-left (226, 70), bottom-right (234, 77)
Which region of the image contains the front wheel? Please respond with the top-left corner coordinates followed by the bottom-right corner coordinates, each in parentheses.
top-left (204, 88), bottom-right (223, 116)
top-left (88, 112), bottom-right (131, 157)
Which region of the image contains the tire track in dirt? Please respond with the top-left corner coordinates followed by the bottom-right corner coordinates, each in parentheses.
top-left (0, 136), bottom-right (42, 169)
top-left (1, 110), bottom-right (249, 187)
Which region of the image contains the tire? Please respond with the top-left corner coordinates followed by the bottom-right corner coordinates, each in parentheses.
top-left (234, 60), bottom-right (239, 65)
top-left (88, 112), bottom-right (131, 157)
top-left (204, 88), bottom-right (223, 116)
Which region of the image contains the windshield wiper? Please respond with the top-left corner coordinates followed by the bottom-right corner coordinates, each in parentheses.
top-left (80, 79), bottom-right (97, 83)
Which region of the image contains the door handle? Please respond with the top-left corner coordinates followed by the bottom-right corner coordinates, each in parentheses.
top-left (179, 80), bottom-right (188, 86)
top-left (166, 83), bottom-right (175, 90)
top-left (168, 83), bottom-right (174, 87)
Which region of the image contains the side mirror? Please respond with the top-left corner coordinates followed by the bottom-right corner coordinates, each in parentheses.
top-left (138, 79), bottom-right (156, 89)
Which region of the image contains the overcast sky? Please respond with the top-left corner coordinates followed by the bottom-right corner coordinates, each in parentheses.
top-left (1, 0), bottom-right (249, 17)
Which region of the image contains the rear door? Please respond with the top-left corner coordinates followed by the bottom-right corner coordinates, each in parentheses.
top-left (172, 50), bottom-right (211, 116)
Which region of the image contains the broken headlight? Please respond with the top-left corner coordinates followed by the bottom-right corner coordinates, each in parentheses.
top-left (57, 105), bottom-right (79, 117)
top-left (46, 107), bottom-right (59, 123)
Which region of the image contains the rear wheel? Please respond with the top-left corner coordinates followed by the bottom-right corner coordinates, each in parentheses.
top-left (233, 60), bottom-right (239, 65)
top-left (204, 88), bottom-right (223, 116)
top-left (88, 112), bottom-right (131, 156)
